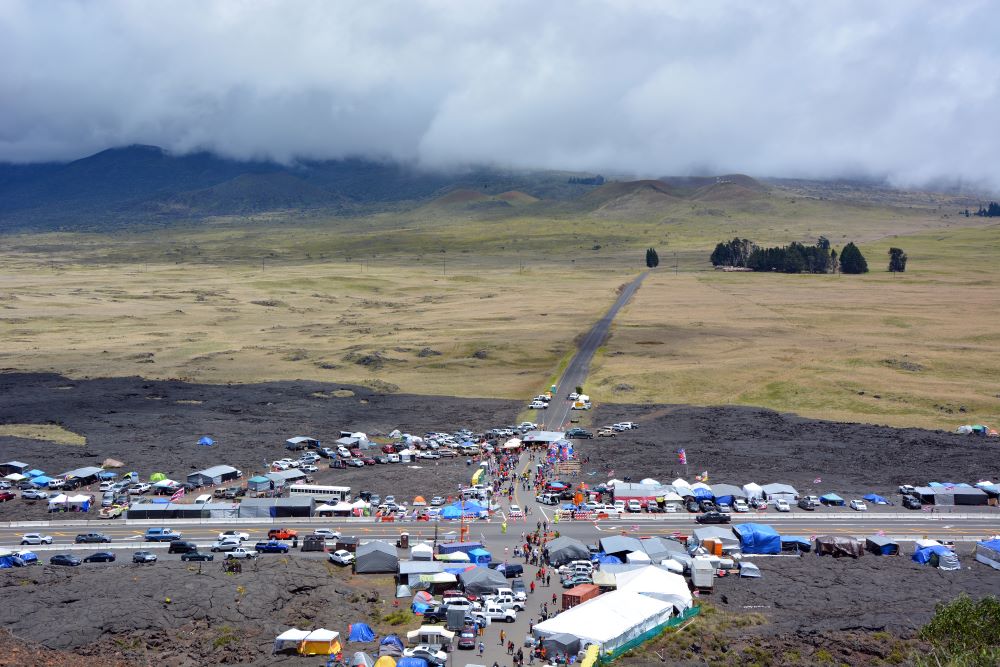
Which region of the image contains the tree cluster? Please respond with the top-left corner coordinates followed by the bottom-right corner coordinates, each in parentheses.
top-left (710, 238), bottom-right (757, 268)
top-left (746, 242), bottom-right (837, 273)
top-left (888, 247), bottom-right (907, 273)
top-left (568, 175), bottom-right (605, 185)
top-left (645, 247), bottom-right (660, 268)
top-left (710, 236), bottom-right (876, 274)
top-left (974, 202), bottom-right (1000, 217)
top-left (839, 242), bottom-right (868, 274)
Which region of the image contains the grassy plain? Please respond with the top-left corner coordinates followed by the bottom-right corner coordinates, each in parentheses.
top-left (0, 424), bottom-right (86, 445)
top-left (1, 180), bottom-right (997, 430)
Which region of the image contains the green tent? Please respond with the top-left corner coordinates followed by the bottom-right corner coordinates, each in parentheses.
top-left (149, 472), bottom-right (167, 482)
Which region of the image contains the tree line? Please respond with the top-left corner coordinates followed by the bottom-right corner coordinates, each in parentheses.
top-left (974, 202), bottom-right (1000, 217)
top-left (710, 237), bottom-right (886, 274)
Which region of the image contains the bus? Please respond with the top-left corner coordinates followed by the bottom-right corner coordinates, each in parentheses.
top-left (286, 484), bottom-right (351, 502)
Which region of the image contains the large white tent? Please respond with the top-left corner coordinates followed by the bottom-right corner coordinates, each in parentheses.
top-left (532, 590), bottom-right (675, 655)
top-left (742, 483), bottom-right (763, 500)
top-left (273, 628), bottom-right (310, 654)
top-left (615, 565), bottom-right (693, 613)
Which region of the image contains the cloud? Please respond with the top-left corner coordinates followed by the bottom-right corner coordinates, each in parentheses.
top-left (1, 0), bottom-right (998, 188)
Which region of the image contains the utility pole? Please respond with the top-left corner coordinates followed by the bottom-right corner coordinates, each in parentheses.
top-left (674, 252), bottom-right (678, 275)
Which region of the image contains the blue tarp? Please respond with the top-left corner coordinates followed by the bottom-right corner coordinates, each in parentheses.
top-left (438, 541), bottom-right (483, 555)
top-left (734, 523), bottom-right (781, 554)
top-left (862, 494), bottom-right (890, 504)
top-left (0, 556), bottom-right (14, 568)
top-left (411, 602), bottom-right (429, 614)
top-left (441, 501), bottom-right (485, 519)
top-left (780, 536), bottom-right (811, 552)
top-left (913, 545), bottom-right (952, 564)
top-left (468, 548), bottom-right (491, 564)
top-left (198, 436), bottom-right (215, 446)
top-left (396, 658), bottom-right (428, 667)
top-left (819, 493), bottom-right (844, 506)
top-left (349, 623), bottom-right (375, 642)
top-left (692, 488), bottom-right (714, 500)
top-left (25, 469), bottom-right (44, 478)
top-left (98, 471), bottom-right (117, 479)
top-left (30, 475), bottom-right (53, 487)
top-left (595, 553), bottom-right (622, 564)
top-left (14, 551), bottom-right (37, 565)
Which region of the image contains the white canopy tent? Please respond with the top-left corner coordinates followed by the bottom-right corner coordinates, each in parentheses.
top-left (671, 478), bottom-right (693, 495)
top-left (742, 483), bottom-right (763, 500)
top-left (410, 542), bottom-right (434, 561)
top-left (615, 565), bottom-right (693, 612)
top-left (625, 551), bottom-right (651, 564)
top-left (273, 628), bottom-right (310, 654)
top-left (4, 473), bottom-right (26, 482)
top-left (639, 478), bottom-right (660, 486)
top-left (532, 590), bottom-right (675, 655)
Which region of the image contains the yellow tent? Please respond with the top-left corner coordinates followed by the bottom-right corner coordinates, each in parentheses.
top-left (374, 656), bottom-right (396, 667)
top-left (298, 629), bottom-right (341, 656)
top-left (471, 468), bottom-right (484, 485)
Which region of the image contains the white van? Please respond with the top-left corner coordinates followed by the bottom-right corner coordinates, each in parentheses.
top-left (387, 453), bottom-right (400, 463)
top-left (194, 494), bottom-right (212, 505)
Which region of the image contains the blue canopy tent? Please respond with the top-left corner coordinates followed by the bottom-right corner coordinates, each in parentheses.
top-left (0, 555), bottom-right (15, 569)
top-left (862, 494), bottom-right (890, 505)
top-left (468, 548), bottom-right (491, 564)
top-left (97, 471), bottom-right (117, 479)
top-left (30, 475), bottom-right (53, 487)
top-left (819, 493), bottom-right (845, 506)
top-left (594, 553), bottom-right (622, 564)
top-left (198, 436), bottom-right (215, 446)
top-left (780, 536), bottom-right (812, 553)
top-left (441, 500), bottom-right (485, 519)
top-left (349, 623), bottom-right (376, 642)
top-left (25, 469), bottom-right (44, 478)
top-left (692, 488), bottom-right (714, 501)
top-left (734, 523), bottom-right (781, 555)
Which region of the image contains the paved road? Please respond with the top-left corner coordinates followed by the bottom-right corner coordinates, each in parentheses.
top-left (538, 271), bottom-right (648, 430)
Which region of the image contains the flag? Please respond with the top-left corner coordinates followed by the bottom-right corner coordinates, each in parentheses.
top-left (676, 449), bottom-right (687, 465)
top-left (170, 487), bottom-right (185, 502)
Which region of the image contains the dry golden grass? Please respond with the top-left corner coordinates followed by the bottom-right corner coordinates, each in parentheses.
top-left (0, 255), bottom-right (629, 399)
top-left (589, 225), bottom-right (1000, 430)
top-left (0, 424), bottom-right (87, 446)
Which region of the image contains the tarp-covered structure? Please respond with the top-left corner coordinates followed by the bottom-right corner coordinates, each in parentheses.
top-left (974, 539), bottom-right (1000, 570)
top-left (710, 484), bottom-right (746, 506)
top-left (355, 541), bottom-right (399, 574)
top-left (733, 523), bottom-right (781, 555)
top-left (761, 483), bottom-right (798, 501)
top-left (541, 633), bottom-right (581, 659)
top-left (692, 526), bottom-right (739, 550)
top-left (547, 536), bottom-right (590, 565)
top-left (913, 545), bottom-right (960, 570)
top-left (458, 566), bottom-right (508, 595)
top-left (599, 536), bottom-right (644, 559)
top-left (815, 536), bottom-right (864, 558)
top-left (819, 493), bottom-right (845, 506)
top-left (379, 635), bottom-right (405, 657)
top-left (410, 542), bottom-right (434, 561)
top-left (349, 623), bottom-right (376, 642)
top-left (915, 485), bottom-right (989, 506)
top-left (532, 590), bottom-right (676, 658)
top-left (865, 536), bottom-right (899, 556)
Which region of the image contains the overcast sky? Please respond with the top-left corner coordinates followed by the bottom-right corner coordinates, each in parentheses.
top-left (2, 1), bottom-right (998, 187)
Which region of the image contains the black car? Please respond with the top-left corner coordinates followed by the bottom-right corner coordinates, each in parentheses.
top-left (695, 512), bottom-right (731, 524)
top-left (902, 496), bottom-right (922, 510)
top-left (181, 551), bottom-right (214, 562)
top-left (223, 487), bottom-right (246, 499)
top-left (797, 498), bottom-right (816, 511)
top-left (168, 540), bottom-right (199, 554)
top-left (83, 552), bottom-right (116, 563)
top-left (75, 532), bottom-right (111, 543)
top-left (50, 554), bottom-right (82, 566)
top-left (564, 428), bottom-right (594, 439)
top-left (375, 456), bottom-right (389, 464)
top-left (685, 500), bottom-right (701, 513)
top-left (422, 605), bottom-right (449, 623)
top-left (699, 500), bottom-right (718, 513)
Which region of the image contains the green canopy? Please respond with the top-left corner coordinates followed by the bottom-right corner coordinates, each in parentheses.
top-left (149, 472), bottom-right (167, 482)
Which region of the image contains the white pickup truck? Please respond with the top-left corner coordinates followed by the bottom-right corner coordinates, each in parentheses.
top-left (480, 594), bottom-right (525, 612)
top-left (469, 604), bottom-right (516, 623)
top-left (225, 547), bottom-right (258, 560)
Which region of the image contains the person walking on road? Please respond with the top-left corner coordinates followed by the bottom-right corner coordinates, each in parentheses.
top-left (478, 642), bottom-right (485, 657)
top-left (530, 580), bottom-right (535, 594)
top-left (499, 629), bottom-right (506, 646)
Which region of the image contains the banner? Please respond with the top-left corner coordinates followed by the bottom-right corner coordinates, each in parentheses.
top-left (170, 487), bottom-right (186, 502)
top-left (676, 449), bottom-right (687, 465)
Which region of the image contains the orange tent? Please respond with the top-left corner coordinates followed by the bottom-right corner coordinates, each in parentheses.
top-left (413, 496), bottom-right (427, 506)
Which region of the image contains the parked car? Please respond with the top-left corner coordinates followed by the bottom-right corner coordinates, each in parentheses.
top-left (902, 496), bottom-right (922, 510)
top-left (20, 533), bottom-right (53, 545)
top-left (223, 487), bottom-right (246, 499)
top-left (626, 500), bottom-right (642, 513)
top-left (430, 496), bottom-right (445, 506)
top-left (132, 551), bottom-right (157, 564)
top-left (457, 629), bottom-right (477, 650)
top-left (330, 459), bottom-right (347, 469)
top-left (267, 528), bottom-right (297, 540)
top-left (733, 499), bottom-right (750, 513)
top-left (596, 428), bottom-right (615, 438)
top-left (75, 532), bottom-right (112, 544)
top-left (218, 530), bottom-right (250, 542)
top-left (83, 551), bottom-right (117, 563)
top-left (328, 550), bottom-right (354, 566)
top-left (168, 540), bottom-right (199, 554)
top-left (50, 554), bottom-right (81, 567)
top-left (210, 540), bottom-right (243, 552)
top-left (564, 428), bottom-right (593, 439)
top-left (797, 498), bottom-right (816, 511)
top-left (695, 512), bottom-right (731, 524)
top-left (685, 499), bottom-right (701, 513)
top-left (849, 499), bottom-right (868, 511)
top-left (21, 489), bottom-right (49, 500)
top-left (347, 458), bottom-right (365, 467)
top-left (181, 551), bottom-right (215, 562)
top-left (528, 401), bottom-right (548, 410)
top-left (255, 541), bottom-right (290, 554)
top-left (225, 548), bottom-right (258, 560)
top-left (0, 491), bottom-right (17, 502)
top-left (403, 645), bottom-right (448, 666)
top-left (774, 499), bottom-right (791, 512)
top-left (144, 528), bottom-right (181, 542)
top-left (311, 529), bottom-right (341, 540)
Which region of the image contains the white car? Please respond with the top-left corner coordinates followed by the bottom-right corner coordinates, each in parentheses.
top-left (626, 500), bottom-right (642, 513)
top-left (20, 533), bottom-right (53, 545)
top-left (312, 529), bottom-right (341, 540)
top-left (849, 499), bottom-right (868, 512)
top-left (217, 530), bottom-right (250, 542)
top-left (430, 496), bottom-right (445, 506)
top-left (300, 464), bottom-right (318, 473)
top-left (509, 504), bottom-right (521, 515)
top-left (568, 392), bottom-right (579, 400)
top-left (528, 401), bottom-right (548, 410)
top-left (663, 503), bottom-right (678, 513)
top-left (329, 550), bottom-right (355, 566)
top-left (403, 645), bottom-right (448, 666)
top-left (733, 500), bottom-right (750, 513)
top-left (613, 500), bottom-right (626, 512)
top-left (210, 540), bottom-right (243, 552)
top-left (271, 460), bottom-right (290, 470)
top-left (775, 499), bottom-right (791, 512)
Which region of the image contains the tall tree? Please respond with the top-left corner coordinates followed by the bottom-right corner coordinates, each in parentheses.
top-left (645, 247), bottom-right (660, 268)
top-left (888, 247), bottom-right (907, 273)
top-left (839, 242), bottom-right (868, 274)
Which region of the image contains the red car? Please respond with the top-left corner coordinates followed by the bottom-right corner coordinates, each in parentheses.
top-left (362, 457), bottom-right (376, 466)
top-left (0, 491), bottom-right (16, 502)
top-left (381, 444), bottom-right (396, 454)
top-left (349, 448), bottom-right (362, 458)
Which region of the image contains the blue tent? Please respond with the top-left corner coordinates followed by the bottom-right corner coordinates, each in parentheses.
top-left (442, 501), bottom-right (485, 519)
top-left (862, 493), bottom-right (890, 505)
top-left (379, 635), bottom-right (404, 653)
top-left (0, 555), bottom-right (15, 568)
top-left (819, 493), bottom-right (845, 506)
top-left (913, 545), bottom-right (956, 565)
top-left (25, 469), bottom-right (44, 478)
top-left (468, 548), bottom-right (491, 564)
top-left (440, 506), bottom-right (462, 519)
top-left (734, 523), bottom-right (781, 555)
top-left (349, 623), bottom-right (376, 642)
top-left (692, 488), bottom-right (713, 500)
top-left (97, 471), bottom-right (117, 479)
top-left (198, 436), bottom-right (215, 446)
top-left (30, 475), bottom-right (53, 487)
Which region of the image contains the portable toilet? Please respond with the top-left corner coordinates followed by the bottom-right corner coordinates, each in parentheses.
top-left (691, 556), bottom-right (715, 591)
